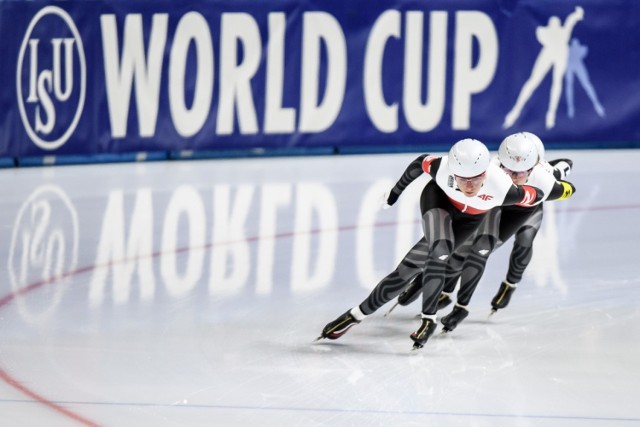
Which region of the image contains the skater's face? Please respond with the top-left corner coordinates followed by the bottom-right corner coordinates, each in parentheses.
top-left (454, 172), bottom-right (486, 197)
top-left (501, 166), bottom-right (533, 185)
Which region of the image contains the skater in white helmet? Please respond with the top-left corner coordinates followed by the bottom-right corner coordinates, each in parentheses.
top-left (317, 138), bottom-right (544, 350)
top-left (392, 132), bottom-right (575, 333)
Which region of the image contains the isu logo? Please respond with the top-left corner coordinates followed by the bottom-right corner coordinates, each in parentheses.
top-left (478, 194), bottom-right (493, 201)
top-left (16, 6), bottom-right (86, 150)
top-left (8, 185), bottom-right (79, 322)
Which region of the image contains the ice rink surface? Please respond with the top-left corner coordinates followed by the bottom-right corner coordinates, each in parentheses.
top-left (1, 149), bottom-right (639, 427)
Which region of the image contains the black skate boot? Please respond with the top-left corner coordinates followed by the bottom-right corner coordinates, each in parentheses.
top-left (490, 281), bottom-right (517, 315)
top-left (385, 276), bottom-right (422, 316)
top-left (317, 310), bottom-right (361, 340)
top-left (410, 317), bottom-right (437, 350)
top-left (440, 305), bottom-right (469, 333)
top-left (436, 292), bottom-right (452, 311)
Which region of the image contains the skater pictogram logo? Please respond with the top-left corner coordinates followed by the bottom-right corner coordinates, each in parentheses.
top-left (16, 6), bottom-right (86, 150)
top-left (503, 6), bottom-right (605, 130)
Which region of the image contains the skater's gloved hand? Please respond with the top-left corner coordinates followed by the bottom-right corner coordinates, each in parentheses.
top-left (548, 158), bottom-right (573, 179)
top-left (382, 190), bottom-right (399, 209)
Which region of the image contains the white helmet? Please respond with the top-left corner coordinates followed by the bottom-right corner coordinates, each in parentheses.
top-left (522, 131), bottom-right (545, 161)
top-left (448, 139), bottom-right (490, 177)
top-left (498, 132), bottom-right (540, 172)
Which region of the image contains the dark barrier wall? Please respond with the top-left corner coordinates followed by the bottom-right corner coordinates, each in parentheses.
top-left (1, 0), bottom-right (638, 163)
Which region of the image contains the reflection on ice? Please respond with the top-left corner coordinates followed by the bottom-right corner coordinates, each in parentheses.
top-left (7, 166), bottom-right (568, 317)
top-left (1, 150), bottom-right (639, 427)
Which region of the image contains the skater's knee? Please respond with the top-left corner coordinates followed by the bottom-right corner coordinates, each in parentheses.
top-left (429, 239), bottom-right (453, 261)
top-left (514, 226), bottom-right (537, 247)
top-left (471, 234), bottom-right (496, 256)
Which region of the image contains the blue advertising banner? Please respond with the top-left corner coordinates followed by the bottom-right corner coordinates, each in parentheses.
top-left (0, 0), bottom-right (638, 162)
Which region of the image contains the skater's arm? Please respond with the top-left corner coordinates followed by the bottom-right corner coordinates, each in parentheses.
top-left (386, 154), bottom-right (435, 206)
top-left (564, 6), bottom-right (584, 35)
top-left (548, 158), bottom-right (573, 179)
top-left (502, 184), bottom-right (544, 207)
top-left (545, 180), bottom-right (576, 201)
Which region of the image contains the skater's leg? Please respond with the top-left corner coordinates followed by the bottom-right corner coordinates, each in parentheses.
top-left (360, 238), bottom-right (429, 314)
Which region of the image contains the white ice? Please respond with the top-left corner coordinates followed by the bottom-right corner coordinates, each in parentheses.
top-left (0, 149), bottom-right (639, 427)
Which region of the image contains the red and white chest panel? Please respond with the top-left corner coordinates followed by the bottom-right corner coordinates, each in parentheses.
top-left (434, 158), bottom-right (513, 214)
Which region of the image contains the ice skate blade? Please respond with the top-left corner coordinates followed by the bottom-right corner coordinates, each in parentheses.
top-left (384, 302), bottom-right (399, 317)
top-left (411, 343), bottom-right (423, 351)
top-left (488, 309), bottom-right (497, 318)
top-left (439, 329), bottom-right (451, 335)
top-left (314, 335), bottom-right (324, 342)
